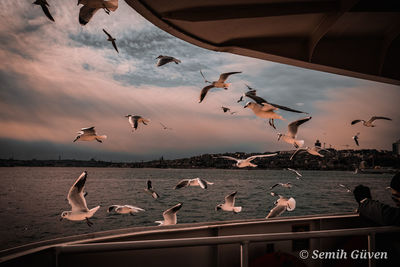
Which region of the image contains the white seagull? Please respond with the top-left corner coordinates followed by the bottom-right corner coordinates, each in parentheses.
top-left (269, 182), bottom-right (292, 190)
top-left (155, 203), bottom-right (183, 226)
top-left (156, 55), bottom-right (181, 67)
top-left (107, 205), bottom-right (145, 215)
top-left (266, 195), bottom-right (296, 219)
top-left (290, 146), bottom-right (329, 160)
top-left (216, 191), bottom-right (242, 213)
top-left (174, 178), bottom-right (213, 190)
top-left (277, 117), bottom-right (312, 148)
top-left (287, 168), bottom-right (302, 179)
top-left (160, 122), bottom-right (172, 130)
top-left (199, 71), bottom-right (241, 103)
top-left (73, 127), bottom-right (107, 143)
top-left (102, 29), bottom-right (118, 53)
top-left (244, 90), bottom-right (307, 129)
top-left (351, 116), bottom-right (392, 127)
top-left (352, 132), bottom-right (360, 146)
top-left (60, 171), bottom-right (100, 226)
top-left (339, 184), bottom-right (352, 193)
top-left (33, 0), bottom-right (55, 22)
top-left (144, 180), bottom-right (160, 199)
top-left (77, 0), bottom-right (118, 25)
top-left (218, 153), bottom-right (277, 168)
top-left (125, 115), bottom-right (150, 131)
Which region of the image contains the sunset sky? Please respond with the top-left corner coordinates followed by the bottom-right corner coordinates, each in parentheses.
top-left (0, 0), bottom-right (399, 161)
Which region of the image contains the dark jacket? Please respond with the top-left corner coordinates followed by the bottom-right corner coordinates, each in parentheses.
top-left (359, 199), bottom-right (400, 226)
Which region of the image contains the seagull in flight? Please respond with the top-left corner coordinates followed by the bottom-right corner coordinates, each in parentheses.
top-left (351, 116), bottom-right (392, 127)
top-left (352, 132), bottom-right (360, 146)
top-left (266, 195), bottom-right (296, 219)
top-left (73, 127), bottom-right (107, 143)
top-left (155, 203), bottom-right (183, 226)
top-left (277, 117), bottom-right (312, 148)
top-left (217, 153), bottom-right (277, 168)
top-left (269, 182), bottom-right (292, 190)
top-left (216, 191), bottom-right (242, 213)
top-left (174, 178), bottom-right (213, 190)
top-left (290, 146), bottom-right (329, 160)
top-left (244, 90), bottom-right (307, 129)
top-left (156, 55), bottom-right (181, 67)
top-left (102, 29), bottom-right (118, 53)
top-left (159, 122), bottom-right (172, 130)
top-left (286, 168), bottom-right (302, 179)
top-left (60, 171), bottom-right (100, 226)
top-left (199, 71), bottom-right (241, 103)
top-left (77, 0), bottom-right (118, 26)
top-left (125, 115), bottom-right (149, 131)
top-left (144, 180), bottom-right (160, 199)
top-left (221, 106), bottom-right (236, 115)
top-left (33, 0), bottom-right (55, 22)
top-left (339, 184), bottom-right (352, 193)
top-left (107, 205), bottom-right (145, 215)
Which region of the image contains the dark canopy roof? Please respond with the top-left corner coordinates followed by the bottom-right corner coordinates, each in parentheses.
top-left (126, 0), bottom-right (400, 85)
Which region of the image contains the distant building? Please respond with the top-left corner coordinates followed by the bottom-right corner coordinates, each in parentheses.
top-left (393, 139), bottom-right (400, 155)
top-left (315, 139), bottom-right (321, 147)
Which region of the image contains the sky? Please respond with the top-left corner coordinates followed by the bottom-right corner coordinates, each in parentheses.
top-left (0, 0), bottom-right (399, 162)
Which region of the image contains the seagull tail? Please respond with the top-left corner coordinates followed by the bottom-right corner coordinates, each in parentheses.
top-left (89, 206), bottom-right (101, 217)
top-left (233, 207), bottom-right (242, 213)
top-left (98, 135), bottom-right (107, 140)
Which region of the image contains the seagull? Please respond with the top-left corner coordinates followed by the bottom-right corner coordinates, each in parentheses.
top-left (216, 191), bottom-right (242, 213)
top-left (155, 203), bottom-right (183, 226)
top-left (351, 116), bottom-right (392, 127)
top-left (159, 122), bottom-right (172, 130)
top-left (352, 132), bottom-right (360, 146)
top-left (144, 180), bottom-right (160, 199)
top-left (60, 171), bottom-right (100, 226)
top-left (174, 178), bottom-right (213, 190)
top-left (277, 117), bottom-right (312, 148)
top-left (286, 168), bottom-right (302, 179)
top-left (269, 182), bottom-right (292, 190)
top-left (244, 90), bottom-right (308, 129)
top-left (199, 71), bottom-right (241, 103)
top-left (237, 95), bottom-right (244, 103)
top-left (221, 106), bottom-right (236, 115)
top-left (77, 0), bottom-right (118, 26)
top-left (290, 146), bottom-right (329, 160)
top-left (125, 115), bottom-right (149, 131)
top-left (107, 205), bottom-right (145, 215)
top-left (33, 0), bottom-right (55, 22)
top-left (217, 153), bottom-right (277, 168)
top-left (339, 184), bottom-right (352, 193)
top-left (102, 29), bottom-right (118, 53)
top-left (156, 55), bottom-right (181, 67)
top-left (73, 127), bottom-right (107, 143)
top-left (266, 195), bottom-right (296, 219)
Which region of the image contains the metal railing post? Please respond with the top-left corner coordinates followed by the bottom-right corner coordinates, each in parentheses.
top-left (368, 233), bottom-right (376, 267)
top-left (240, 241), bottom-right (249, 267)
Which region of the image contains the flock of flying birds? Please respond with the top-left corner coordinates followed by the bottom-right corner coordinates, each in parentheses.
top-left (32, 1), bottom-right (394, 226)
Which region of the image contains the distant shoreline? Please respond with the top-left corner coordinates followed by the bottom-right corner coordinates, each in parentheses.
top-left (1, 149), bottom-right (399, 171)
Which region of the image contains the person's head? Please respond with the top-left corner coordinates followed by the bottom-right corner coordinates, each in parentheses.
top-left (388, 172), bottom-right (400, 207)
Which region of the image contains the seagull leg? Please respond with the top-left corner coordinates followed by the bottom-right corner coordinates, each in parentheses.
top-left (85, 218), bottom-right (93, 227)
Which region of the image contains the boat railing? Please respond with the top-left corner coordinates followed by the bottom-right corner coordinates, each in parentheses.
top-left (55, 225), bottom-right (400, 267)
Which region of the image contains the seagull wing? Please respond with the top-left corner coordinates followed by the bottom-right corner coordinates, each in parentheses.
top-left (269, 184), bottom-right (279, 190)
top-left (225, 191), bottom-right (237, 207)
top-left (40, 3), bottom-right (55, 22)
top-left (79, 6), bottom-right (99, 25)
top-left (247, 153), bottom-right (277, 162)
top-left (369, 116), bottom-right (392, 123)
top-left (268, 102), bottom-right (307, 114)
top-left (111, 40), bottom-right (119, 53)
top-left (157, 57), bottom-right (170, 67)
top-left (81, 127), bottom-right (96, 135)
top-left (125, 205), bottom-right (145, 212)
top-left (290, 148), bottom-right (306, 160)
top-left (244, 90), bottom-right (268, 105)
top-left (287, 117), bottom-right (312, 138)
top-left (266, 201), bottom-right (287, 218)
top-left (287, 168), bottom-right (302, 177)
top-left (353, 136), bottom-right (359, 146)
top-left (199, 85), bottom-right (215, 103)
top-left (219, 156), bottom-right (239, 162)
top-left (196, 178), bottom-right (208, 189)
top-left (218, 72), bottom-right (241, 83)
top-left (128, 116), bottom-right (135, 128)
top-left (163, 203), bottom-right (182, 223)
top-left (67, 171), bottom-right (89, 212)
top-left (351, 119), bottom-right (362, 125)
top-left (102, 29), bottom-right (112, 38)
top-left (174, 179), bottom-right (190, 189)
